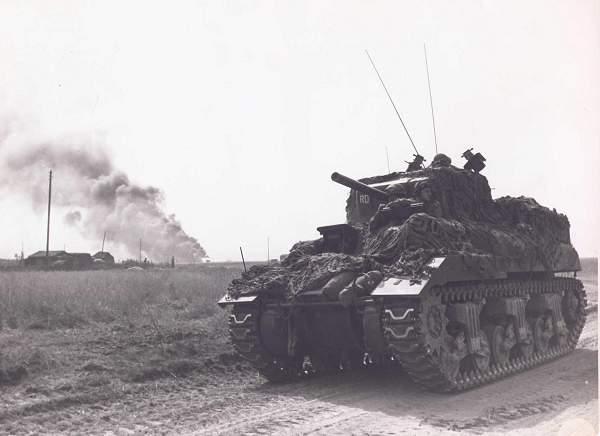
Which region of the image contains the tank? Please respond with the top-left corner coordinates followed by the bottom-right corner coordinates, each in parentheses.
top-left (218, 153), bottom-right (586, 392)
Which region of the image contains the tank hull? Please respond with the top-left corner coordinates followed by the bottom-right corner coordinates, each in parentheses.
top-left (223, 273), bottom-right (586, 391)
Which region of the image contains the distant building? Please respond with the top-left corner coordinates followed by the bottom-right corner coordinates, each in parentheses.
top-left (92, 251), bottom-right (115, 266)
top-left (25, 250), bottom-right (94, 270)
top-left (92, 251), bottom-right (113, 262)
top-left (24, 250), bottom-right (70, 269)
top-left (69, 253), bottom-right (93, 269)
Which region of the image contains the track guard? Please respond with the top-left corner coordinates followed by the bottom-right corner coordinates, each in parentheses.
top-left (218, 294), bottom-right (258, 307)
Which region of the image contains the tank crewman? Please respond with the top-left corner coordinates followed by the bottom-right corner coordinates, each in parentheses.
top-left (430, 153), bottom-right (452, 168)
top-left (385, 182), bottom-right (407, 199)
top-left (369, 198), bottom-right (425, 231)
top-left (462, 148), bottom-right (486, 173)
top-left (405, 154), bottom-right (426, 172)
top-left (416, 184), bottom-right (442, 217)
top-left (338, 270), bottom-right (384, 307)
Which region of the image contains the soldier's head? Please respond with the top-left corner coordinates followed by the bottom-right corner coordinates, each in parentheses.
top-left (386, 183), bottom-right (407, 198)
top-left (413, 154), bottom-right (425, 165)
top-left (430, 153), bottom-right (452, 168)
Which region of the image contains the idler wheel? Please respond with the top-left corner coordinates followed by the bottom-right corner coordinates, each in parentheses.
top-left (484, 324), bottom-right (515, 364)
top-left (530, 317), bottom-right (552, 353)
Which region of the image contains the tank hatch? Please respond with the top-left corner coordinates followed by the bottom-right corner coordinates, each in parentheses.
top-left (316, 224), bottom-right (359, 254)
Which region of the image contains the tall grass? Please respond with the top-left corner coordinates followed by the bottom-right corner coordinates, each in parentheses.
top-left (0, 266), bottom-right (240, 330)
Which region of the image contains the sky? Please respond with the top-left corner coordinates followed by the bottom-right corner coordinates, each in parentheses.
top-left (0, 0), bottom-right (598, 261)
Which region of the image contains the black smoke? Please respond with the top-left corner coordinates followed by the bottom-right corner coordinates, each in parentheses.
top-left (0, 134), bottom-right (206, 263)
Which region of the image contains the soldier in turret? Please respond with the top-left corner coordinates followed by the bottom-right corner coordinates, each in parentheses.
top-left (405, 154), bottom-right (425, 172)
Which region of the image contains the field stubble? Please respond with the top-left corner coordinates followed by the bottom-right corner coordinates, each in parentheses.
top-left (0, 266), bottom-right (245, 422)
top-left (0, 260), bottom-right (597, 435)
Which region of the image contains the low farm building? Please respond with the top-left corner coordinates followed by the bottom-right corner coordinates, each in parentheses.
top-left (25, 251), bottom-right (94, 270)
top-left (24, 251), bottom-right (70, 269)
top-left (92, 251), bottom-right (115, 266)
top-left (69, 253), bottom-right (93, 269)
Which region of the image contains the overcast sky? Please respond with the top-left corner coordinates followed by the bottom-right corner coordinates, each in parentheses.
top-left (0, 0), bottom-right (598, 261)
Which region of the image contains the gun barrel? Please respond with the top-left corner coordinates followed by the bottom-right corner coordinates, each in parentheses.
top-left (331, 172), bottom-right (389, 202)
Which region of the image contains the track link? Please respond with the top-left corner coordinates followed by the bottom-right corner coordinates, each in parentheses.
top-left (383, 277), bottom-right (586, 392)
top-left (228, 305), bottom-right (300, 382)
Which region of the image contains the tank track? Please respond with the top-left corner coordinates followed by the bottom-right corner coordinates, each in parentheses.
top-left (383, 277), bottom-right (586, 392)
top-left (228, 305), bottom-right (300, 382)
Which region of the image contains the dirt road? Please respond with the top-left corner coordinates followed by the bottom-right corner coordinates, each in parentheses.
top-left (185, 311), bottom-right (599, 436)
top-left (1, 277), bottom-right (597, 435)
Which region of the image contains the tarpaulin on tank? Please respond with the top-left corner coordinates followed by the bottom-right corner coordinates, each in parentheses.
top-left (227, 160), bottom-right (579, 300)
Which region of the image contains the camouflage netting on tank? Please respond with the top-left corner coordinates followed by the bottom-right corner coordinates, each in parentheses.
top-left (227, 160), bottom-right (578, 300)
top-left (227, 252), bottom-right (380, 299)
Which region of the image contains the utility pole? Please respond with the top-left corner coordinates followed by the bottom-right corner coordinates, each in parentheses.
top-left (239, 246), bottom-right (247, 273)
top-left (267, 237), bottom-right (270, 264)
top-left (139, 238), bottom-right (142, 263)
top-left (45, 170), bottom-right (52, 267)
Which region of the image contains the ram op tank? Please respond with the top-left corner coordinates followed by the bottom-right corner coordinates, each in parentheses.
top-left (218, 152), bottom-right (586, 392)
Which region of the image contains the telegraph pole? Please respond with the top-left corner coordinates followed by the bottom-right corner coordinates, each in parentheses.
top-left (45, 170), bottom-right (52, 267)
top-left (139, 238), bottom-right (142, 263)
top-left (239, 246), bottom-right (247, 273)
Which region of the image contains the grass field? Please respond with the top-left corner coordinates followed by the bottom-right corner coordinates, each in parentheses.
top-left (0, 265), bottom-right (243, 391)
top-left (0, 266), bottom-right (240, 330)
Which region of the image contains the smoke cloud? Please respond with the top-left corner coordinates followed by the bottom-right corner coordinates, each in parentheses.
top-left (0, 130), bottom-right (206, 263)
top-left (64, 210), bottom-right (82, 226)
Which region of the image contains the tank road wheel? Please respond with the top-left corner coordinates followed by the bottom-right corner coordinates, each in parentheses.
top-left (440, 330), bottom-right (466, 381)
top-left (529, 316), bottom-right (552, 353)
top-left (562, 289), bottom-right (580, 326)
top-left (514, 325), bottom-right (534, 359)
top-left (419, 292), bottom-right (466, 383)
top-left (471, 332), bottom-right (491, 372)
top-left (484, 324), bottom-right (515, 365)
top-left (381, 278), bottom-right (587, 392)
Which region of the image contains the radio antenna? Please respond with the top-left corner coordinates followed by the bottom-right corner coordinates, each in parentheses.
top-left (365, 50), bottom-right (420, 156)
top-left (385, 145), bottom-right (391, 173)
top-left (424, 44), bottom-right (438, 154)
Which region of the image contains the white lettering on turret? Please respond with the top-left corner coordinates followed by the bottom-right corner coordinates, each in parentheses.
top-left (359, 194), bottom-right (370, 204)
